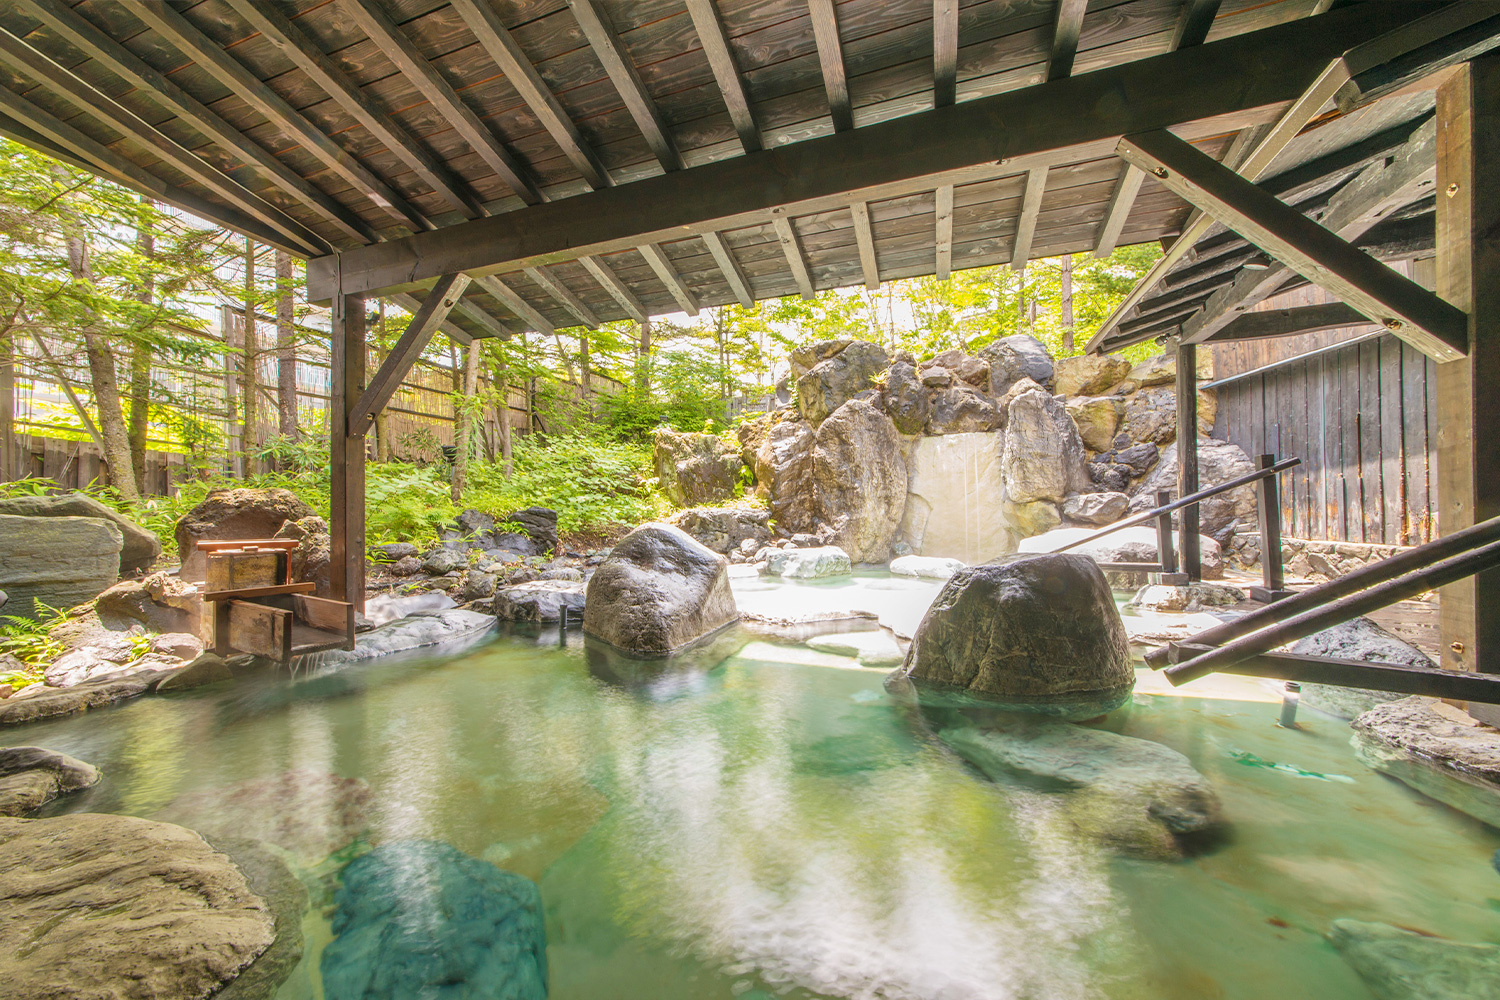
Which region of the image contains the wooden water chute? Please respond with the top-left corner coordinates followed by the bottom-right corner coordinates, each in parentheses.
top-left (198, 539), bottom-right (356, 662)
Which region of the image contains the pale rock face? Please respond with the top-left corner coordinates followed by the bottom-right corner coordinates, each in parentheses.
top-left (764, 546), bottom-right (852, 579)
top-left (1001, 498), bottom-right (1062, 540)
top-left (1061, 491), bottom-right (1129, 525)
top-left (1001, 388), bottom-right (1090, 504)
top-left (754, 418), bottom-right (817, 536)
top-left (898, 432), bottom-right (1015, 564)
top-left (1065, 395), bottom-right (1123, 452)
top-left (1052, 354), bottom-right (1131, 396)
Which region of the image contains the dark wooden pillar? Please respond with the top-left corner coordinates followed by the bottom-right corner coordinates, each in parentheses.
top-left (1436, 55), bottom-right (1500, 704)
top-left (1176, 341), bottom-right (1202, 581)
top-left (330, 291), bottom-right (366, 612)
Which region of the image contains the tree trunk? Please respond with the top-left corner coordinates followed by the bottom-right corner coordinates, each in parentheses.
top-left (128, 200), bottom-right (154, 494)
top-left (637, 317), bottom-right (652, 394)
top-left (496, 347), bottom-right (513, 478)
top-left (579, 333), bottom-right (591, 394)
top-left (451, 339), bottom-right (481, 503)
top-left (66, 235), bottom-right (139, 502)
top-left (275, 249), bottom-right (298, 442)
top-left (1060, 254), bottom-right (1076, 354)
top-left (242, 237), bottom-right (259, 476)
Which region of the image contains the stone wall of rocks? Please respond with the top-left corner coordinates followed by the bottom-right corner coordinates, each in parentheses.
top-left (656, 337), bottom-right (1261, 566)
top-left (1280, 538), bottom-right (1409, 582)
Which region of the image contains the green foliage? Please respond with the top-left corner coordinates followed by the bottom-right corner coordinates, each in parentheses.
top-left (365, 465), bottom-right (456, 543)
top-left (0, 601), bottom-right (66, 674)
top-left (465, 434), bottom-right (663, 536)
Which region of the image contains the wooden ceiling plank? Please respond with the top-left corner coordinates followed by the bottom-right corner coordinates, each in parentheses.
top-left (568, 0), bottom-right (682, 172)
top-left (701, 230), bottom-right (754, 307)
top-left (351, 272), bottom-right (471, 435)
top-left (685, 0), bottom-right (763, 153)
top-left (933, 0), bottom-right (958, 107)
top-left (638, 242), bottom-right (702, 314)
top-left (808, 0), bottom-right (852, 131)
top-left (340, 0), bottom-right (542, 206)
top-left (1048, 0), bottom-right (1089, 81)
top-left (524, 264), bottom-right (600, 327)
top-left (934, 184), bottom-right (953, 279)
top-left (772, 209), bottom-right (815, 298)
top-left (1093, 163), bottom-right (1144, 258)
top-left (850, 200), bottom-right (880, 289)
top-left (1010, 166), bottom-right (1048, 270)
top-left (578, 255), bottom-right (648, 322)
top-left (128, 0), bottom-right (430, 232)
top-left (450, 0), bottom-right (613, 189)
top-left (473, 273), bottom-right (555, 333)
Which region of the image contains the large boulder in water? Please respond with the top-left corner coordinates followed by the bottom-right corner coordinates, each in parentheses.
top-left (0, 513), bottom-right (122, 619)
top-left (1329, 919), bottom-right (1500, 1000)
top-left (812, 399), bottom-right (908, 563)
top-left (175, 487), bottom-right (314, 580)
top-left (320, 840), bottom-right (546, 1000)
top-left (583, 523), bottom-right (738, 654)
top-left (0, 492), bottom-right (160, 575)
top-left (0, 746), bottom-right (100, 817)
top-left (652, 429), bottom-right (743, 507)
top-left (888, 553), bottom-right (1133, 720)
top-left (795, 339), bottom-right (890, 426)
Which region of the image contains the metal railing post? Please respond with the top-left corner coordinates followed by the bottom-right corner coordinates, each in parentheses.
top-left (1250, 453), bottom-right (1293, 603)
top-left (1156, 489), bottom-right (1188, 585)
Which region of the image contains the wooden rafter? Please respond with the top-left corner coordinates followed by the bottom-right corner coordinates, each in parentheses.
top-left (809, 0), bottom-right (852, 131)
top-left (578, 255), bottom-right (647, 324)
top-left (474, 274), bottom-right (554, 334)
top-left (568, 0), bottom-right (681, 172)
top-left (686, 0), bottom-right (762, 153)
top-left (1094, 164), bottom-right (1145, 258)
top-left (1172, 0), bottom-right (1223, 50)
top-left (639, 244), bottom-right (701, 315)
top-left (935, 185), bottom-right (954, 280)
top-left (1206, 302), bottom-right (1371, 342)
top-left (350, 274), bottom-right (471, 435)
top-left (850, 201), bottom-right (880, 290)
top-left (933, 0), bottom-right (959, 108)
top-left (525, 266), bottom-right (600, 329)
top-left (1011, 167), bottom-right (1048, 270)
top-left (1048, 0), bottom-right (1090, 81)
top-left (772, 211), bottom-right (816, 299)
top-left (701, 231), bottom-right (754, 308)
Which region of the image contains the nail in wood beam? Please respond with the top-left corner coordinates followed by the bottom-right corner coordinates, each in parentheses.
top-left (578, 255), bottom-right (648, 323)
top-left (933, 0), bottom-right (958, 107)
top-left (1011, 166), bottom-right (1048, 270)
top-left (1117, 128), bottom-right (1466, 361)
top-left (568, 0), bottom-right (681, 171)
top-left (350, 274), bottom-right (471, 435)
top-left (772, 210), bottom-right (816, 299)
top-left (341, 0), bottom-right (542, 205)
top-left (451, 0), bottom-right (613, 189)
top-left (808, 0), bottom-right (852, 131)
top-left (1094, 164), bottom-right (1144, 258)
top-left (701, 231), bottom-right (754, 308)
top-left (223, 0), bottom-right (483, 219)
top-left (329, 292), bottom-right (366, 610)
top-left (935, 185), bottom-right (954, 280)
top-left (525, 265), bottom-right (600, 328)
top-left (685, 0), bottom-right (762, 153)
top-left (851, 201), bottom-right (880, 290)
top-left (1171, 0), bottom-right (1222, 50)
top-left (474, 274), bottom-right (555, 333)
top-left (1048, 0), bottom-right (1089, 81)
top-left (639, 243), bottom-right (701, 315)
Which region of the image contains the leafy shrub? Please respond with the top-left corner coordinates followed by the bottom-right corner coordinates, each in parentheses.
top-left (465, 433), bottom-right (663, 536)
top-left (0, 601), bottom-right (66, 676)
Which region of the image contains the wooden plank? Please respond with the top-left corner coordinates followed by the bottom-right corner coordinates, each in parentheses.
top-left (933, 0), bottom-right (958, 106)
top-left (292, 593), bottom-right (356, 651)
top-left (202, 582), bottom-right (317, 602)
top-left (1176, 343), bottom-right (1201, 578)
top-left (1171, 0), bottom-right (1222, 51)
top-left (1358, 338), bottom-right (1383, 544)
top-left (807, 0), bottom-right (852, 130)
top-left (329, 292), bottom-right (366, 611)
top-left (1177, 646), bottom-right (1500, 705)
top-left (685, 0), bottom-right (762, 152)
top-left (204, 551), bottom-right (283, 594)
top-left (1048, 0), bottom-right (1089, 81)
top-left (772, 210), bottom-right (815, 298)
top-left (1322, 348), bottom-right (1344, 542)
top-left (850, 200), bottom-right (880, 289)
top-left (227, 600), bottom-right (293, 661)
top-left (1401, 341), bottom-right (1429, 545)
top-left (351, 273), bottom-right (470, 435)
top-left (523, 265), bottom-right (600, 328)
top-left (1379, 335), bottom-right (1404, 546)
top-left (1335, 1), bottom-right (1500, 113)
top-left (637, 242), bottom-right (701, 315)
top-left (1011, 165), bottom-right (1047, 270)
top-left (1093, 163), bottom-right (1143, 258)
top-left (934, 183), bottom-right (953, 280)
top-left (567, 0), bottom-right (682, 171)
top-left (473, 274), bottom-right (554, 333)
top-left (1119, 128), bottom-right (1466, 362)
top-left (700, 231), bottom-right (754, 307)
top-left (1207, 302), bottom-right (1374, 342)
top-left (578, 254), bottom-right (648, 322)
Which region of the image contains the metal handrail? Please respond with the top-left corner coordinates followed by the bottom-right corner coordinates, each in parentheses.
top-left (1053, 456), bottom-right (1302, 554)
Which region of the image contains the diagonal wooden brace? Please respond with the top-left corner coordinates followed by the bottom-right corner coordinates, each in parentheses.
top-left (348, 273), bottom-right (470, 437)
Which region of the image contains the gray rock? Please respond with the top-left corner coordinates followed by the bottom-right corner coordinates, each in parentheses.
top-left (1352, 697), bottom-right (1500, 828)
top-left (370, 542), bottom-right (419, 561)
top-left (390, 555), bottom-right (422, 577)
top-left (981, 334), bottom-right (1054, 393)
top-left (753, 418), bottom-right (817, 536)
top-left (538, 566), bottom-right (584, 582)
top-left (321, 840), bottom-right (546, 1000)
top-left (652, 428), bottom-right (744, 506)
top-left (500, 507), bottom-right (559, 557)
top-left (458, 569), bottom-right (498, 603)
top-left (1118, 385), bottom-right (1179, 445)
top-left (812, 399), bottom-right (908, 563)
top-left (940, 722), bottom-right (1221, 859)
top-left (1289, 617), bottom-right (1436, 718)
top-left (0, 492), bottom-right (160, 575)
top-left (207, 836), bottom-right (310, 1000)
top-left (1328, 919), bottom-right (1500, 1000)
top-left (157, 652), bottom-right (234, 692)
top-left (0, 812), bottom-right (274, 1000)
top-left (422, 547), bottom-right (468, 576)
top-left (924, 349), bottom-right (990, 387)
top-left (1001, 388), bottom-right (1091, 504)
top-left (0, 674), bottom-right (151, 727)
top-left (1061, 491), bottom-right (1129, 525)
top-left (764, 546), bottom-right (853, 579)
top-left (45, 645), bottom-right (135, 688)
top-left (583, 523), bottom-right (738, 655)
top-left (669, 506), bottom-right (771, 555)
top-left (274, 515), bottom-right (331, 597)
top-left (806, 630), bottom-right (905, 666)
top-left (493, 580), bottom-right (587, 622)
top-left (796, 339), bottom-right (890, 425)
top-left (881, 359), bottom-right (930, 435)
top-left (889, 555), bottom-right (965, 579)
top-left (1115, 442), bottom-right (1160, 476)
top-left (1128, 438), bottom-right (1258, 547)
top-left (0, 513), bottom-right (123, 619)
top-left (0, 746), bottom-right (100, 816)
top-left (1128, 581), bottom-right (1245, 612)
top-left (175, 487), bottom-right (313, 580)
top-left (305, 610), bottom-right (495, 668)
top-left (925, 386), bottom-right (1002, 435)
top-left (889, 554), bottom-right (1134, 720)
top-left (151, 632), bottom-right (205, 660)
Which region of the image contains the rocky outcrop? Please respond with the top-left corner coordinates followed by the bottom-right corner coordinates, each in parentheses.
top-left (1289, 617), bottom-right (1435, 719)
top-left (0, 492), bottom-right (160, 575)
top-left (583, 524), bottom-right (738, 654)
top-left (811, 400), bottom-right (907, 563)
top-left (1328, 919), bottom-right (1500, 1000)
top-left (1064, 396), bottom-right (1122, 452)
top-left (653, 429), bottom-right (743, 506)
top-left (0, 812), bottom-right (274, 1000)
top-left (493, 580), bottom-right (586, 622)
top-left (941, 722), bottom-right (1222, 859)
top-left (889, 554), bottom-right (1134, 720)
top-left (0, 747), bottom-right (99, 816)
top-left (1001, 387), bottom-right (1090, 504)
top-left (925, 385), bottom-right (1002, 435)
top-left (0, 513), bottom-right (122, 619)
top-left (1061, 491), bottom-right (1128, 525)
top-left (764, 546), bottom-right (852, 579)
top-left (669, 506), bottom-right (771, 554)
top-left (881, 358), bottom-right (930, 434)
top-left (1053, 355), bottom-right (1132, 397)
top-left (980, 334), bottom-right (1053, 393)
top-left (0, 674), bottom-right (153, 727)
top-left (1352, 697), bottom-right (1500, 828)
top-left (753, 417), bottom-right (817, 535)
top-left (175, 488), bottom-right (314, 580)
top-left (1128, 437), bottom-right (1257, 547)
top-left (320, 840), bottom-right (547, 1000)
top-left (795, 339), bottom-right (890, 425)
top-left (274, 515), bottom-right (331, 597)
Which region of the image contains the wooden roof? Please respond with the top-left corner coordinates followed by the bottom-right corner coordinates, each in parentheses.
top-left (0, 0), bottom-right (1476, 339)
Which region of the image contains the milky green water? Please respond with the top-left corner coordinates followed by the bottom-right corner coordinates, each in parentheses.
top-left (19, 618), bottom-right (1500, 1000)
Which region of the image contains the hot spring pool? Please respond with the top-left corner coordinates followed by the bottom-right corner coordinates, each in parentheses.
top-left (15, 576), bottom-right (1500, 1000)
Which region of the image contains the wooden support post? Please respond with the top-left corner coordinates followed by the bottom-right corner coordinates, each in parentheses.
top-left (1436, 55), bottom-right (1500, 713)
top-left (1176, 343), bottom-right (1202, 581)
top-left (330, 291), bottom-right (366, 612)
top-left (1251, 453), bottom-right (1293, 603)
top-left (1156, 489), bottom-right (1187, 584)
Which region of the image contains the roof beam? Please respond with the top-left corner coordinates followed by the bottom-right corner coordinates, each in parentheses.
top-left (1180, 116), bottom-right (1440, 343)
top-left (1011, 166), bottom-right (1048, 270)
top-left (933, 0), bottom-right (958, 108)
top-left (450, 0), bottom-right (613, 189)
top-left (1206, 302), bottom-right (1372, 342)
top-left (639, 243), bottom-right (701, 315)
top-left (578, 255), bottom-right (647, 323)
top-left (222, 0), bottom-right (482, 220)
top-left (1048, 0), bottom-right (1089, 81)
top-left (473, 274), bottom-right (554, 334)
top-left (307, 2), bottom-right (1437, 300)
top-left (568, 0), bottom-right (681, 171)
top-left (701, 231), bottom-right (754, 308)
top-left (340, 0), bottom-right (542, 205)
top-left (16, 0), bottom-right (374, 245)
top-left (1094, 164), bottom-right (1145, 258)
top-left (351, 273), bottom-right (471, 434)
top-left (809, 0), bottom-right (852, 131)
top-left (1171, 0), bottom-right (1222, 51)
top-left (1116, 128), bottom-right (1464, 361)
top-left (128, 1), bottom-right (429, 232)
top-left (0, 26), bottom-right (328, 257)
top-left (686, 0), bottom-right (762, 153)
top-left (1335, 1), bottom-right (1500, 112)
top-left (524, 265), bottom-right (600, 328)
top-left (772, 210), bottom-right (815, 299)
top-left (850, 201), bottom-right (880, 289)
top-left (935, 185), bottom-right (954, 280)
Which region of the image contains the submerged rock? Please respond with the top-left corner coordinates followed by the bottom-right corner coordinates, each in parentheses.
top-left (805, 630), bottom-right (905, 666)
top-left (764, 546), bottom-right (852, 579)
top-left (305, 610), bottom-right (494, 668)
top-left (1289, 617), bottom-right (1434, 719)
top-left (156, 651), bottom-right (234, 692)
top-left (0, 746), bottom-right (99, 816)
top-left (0, 812), bottom-right (274, 1000)
top-left (583, 523), bottom-right (738, 654)
top-left (941, 722), bottom-right (1222, 859)
top-left (493, 580), bottom-right (586, 622)
top-left (321, 840), bottom-right (547, 1000)
top-left (889, 555), bottom-right (965, 580)
top-left (208, 836), bottom-right (310, 1000)
top-left (1352, 697), bottom-right (1500, 828)
top-left (1328, 919), bottom-right (1500, 1000)
top-left (889, 554), bottom-right (1133, 720)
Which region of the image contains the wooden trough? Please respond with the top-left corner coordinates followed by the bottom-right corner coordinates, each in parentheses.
top-left (199, 539), bottom-right (356, 662)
